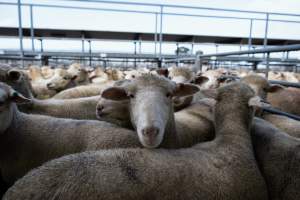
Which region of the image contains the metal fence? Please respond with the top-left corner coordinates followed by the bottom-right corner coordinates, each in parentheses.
top-left (1, 0), bottom-right (300, 67)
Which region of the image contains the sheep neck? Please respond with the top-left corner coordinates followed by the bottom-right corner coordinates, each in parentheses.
top-left (159, 107), bottom-right (179, 148)
top-left (214, 101), bottom-right (253, 146)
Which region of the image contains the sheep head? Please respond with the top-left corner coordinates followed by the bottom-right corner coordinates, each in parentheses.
top-left (0, 82), bottom-right (31, 133)
top-left (101, 74), bottom-right (199, 148)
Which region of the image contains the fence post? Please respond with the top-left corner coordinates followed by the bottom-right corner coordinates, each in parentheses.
top-left (17, 0), bottom-right (24, 67)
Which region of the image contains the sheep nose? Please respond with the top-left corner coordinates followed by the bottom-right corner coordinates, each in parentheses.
top-left (96, 105), bottom-right (105, 117)
top-left (47, 83), bottom-right (53, 88)
top-left (97, 105), bottom-right (104, 112)
top-left (142, 127), bottom-right (159, 138)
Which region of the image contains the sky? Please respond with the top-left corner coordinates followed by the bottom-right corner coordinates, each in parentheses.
top-left (0, 0), bottom-right (300, 57)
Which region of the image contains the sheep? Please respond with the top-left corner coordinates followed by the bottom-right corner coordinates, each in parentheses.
top-left (101, 74), bottom-right (200, 148)
top-left (89, 67), bottom-right (110, 84)
top-left (124, 70), bottom-right (142, 80)
top-left (40, 66), bottom-right (54, 79)
top-left (261, 114), bottom-right (300, 138)
top-left (251, 118), bottom-right (300, 200)
top-left (105, 68), bottom-right (125, 81)
top-left (27, 95), bottom-right (100, 120)
top-left (0, 64), bottom-right (12, 82)
top-left (167, 66), bottom-right (195, 83)
top-left (52, 83), bottom-right (113, 99)
top-left (267, 87), bottom-right (300, 116)
top-left (5, 69), bottom-right (34, 99)
top-left (196, 69), bottom-right (226, 89)
top-left (268, 71), bottom-right (299, 83)
top-left (3, 82), bottom-right (268, 200)
top-left (1, 69), bottom-right (101, 120)
top-left (0, 67), bottom-right (34, 102)
top-left (97, 97), bottom-right (216, 147)
top-left (67, 63), bottom-right (90, 85)
top-left (0, 82), bottom-right (141, 186)
top-left (240, 74), bottom-right (300, 137)
top-left (27, 66), bottom-right (57, 98)
top-left (46, 68), bottom-right (76, 92)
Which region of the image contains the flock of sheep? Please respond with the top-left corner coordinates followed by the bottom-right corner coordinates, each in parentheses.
top-left (0, 62), bottom-right (299, 200)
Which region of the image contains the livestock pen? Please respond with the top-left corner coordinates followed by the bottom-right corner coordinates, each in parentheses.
top-left (0, 1), bottom-right (300, 200)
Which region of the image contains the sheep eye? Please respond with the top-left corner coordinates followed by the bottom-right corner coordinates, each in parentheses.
top-left (132, 75), bottom-right (135, 78)
top-left (63, 77), bottom-right (69, 80)
top-left (166, 92), bottom-right (172, 98)
top-left (128, 94), bottom-right (135, 98)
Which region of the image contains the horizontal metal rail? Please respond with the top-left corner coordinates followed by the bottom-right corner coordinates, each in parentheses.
top-left (200, 44), bottom-right (300, 58)
top-left (51, 0), bottom-right (300, 17)
top-left (219, 75), bottom-right (300, 88)
top-left (262, 107), bottom-right (300, 121)
top-left (1, 2), bottom-right (300, 24)
top-left (165, 55), bottom-right (300, 63)
top-left (269, 80), bottom-right (300, 88)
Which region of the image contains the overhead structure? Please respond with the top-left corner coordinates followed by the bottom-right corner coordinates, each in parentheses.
top-left (0, 0), bottom-right (300, 67)
top-left (1, 27), bottom-right (300, 45)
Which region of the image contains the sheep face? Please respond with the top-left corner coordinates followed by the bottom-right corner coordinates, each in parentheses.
top-left (168, 67), bottom-right (194, 84)
top-left (124, 70), bottom-right (142, 80)
top-left (41, 66), bottom-right (54, 79)
top-left (0, 83), bottom-right (30, 133)
top-left (129, 86), bottom-right (172, 148)
top-left (46, 69), bottom-right (75, 91)
top-left (96, 98), bottom-right (131, 128)
top-left (67, 64), bottom-right (87, 82)
top-left (241, 75), bottom-right (284, 100)
top-left (89, 68), bottom-right (109, 83)
top-left (102, 74), bottom-right (199, 148)
top-left (6, 70), bottom-right (33, 99)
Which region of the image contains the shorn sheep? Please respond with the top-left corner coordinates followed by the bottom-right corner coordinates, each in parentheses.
top-left (1, 69), bottom-right (100, 120)
top-left (0, 82), bottom-right (141, 186)
top-left (101, 74), bottom-right (200, 148)
top-left (97, 97), bottom-right (216, 147)
top-left (252, 118), bottom-right (300, 200)
top-left (240, 74), bottom-right (300, 138)
top-left (3, 82), bottom-right (268, 200)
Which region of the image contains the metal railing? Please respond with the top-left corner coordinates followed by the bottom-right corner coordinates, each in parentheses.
top-left (1, 0), bottom-right (300, 66)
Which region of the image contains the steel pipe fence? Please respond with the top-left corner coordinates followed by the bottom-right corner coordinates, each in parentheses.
top-left (1, 0), bottom-right (300, 66)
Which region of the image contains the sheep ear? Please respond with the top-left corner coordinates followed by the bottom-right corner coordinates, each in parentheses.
top-left (7, 70), bottom-right (21, 81)
top-left (174, 83), bottom-right (199, 97)
top-left (248, 96), bottom-right (270, 108)
top-left (10, 90), bottom-right (31, 104)
top-left (267, 84), bottom-right (285, 93)
top-left (71, 75), bottom-right (78, 81)
top-left (192, 76), bottom-right (209, 86)
top-left (156, 69), bottom-right (169, 77)
top-left (101, 87), bottom-right (129, 101)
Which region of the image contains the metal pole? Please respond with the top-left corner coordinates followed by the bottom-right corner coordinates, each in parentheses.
top-left (88, 40), bottom-right (92, 66)
top-left (30, 5), bottom-right (35, 52)
top-left (264, 13), bottom-right (269, 48)
top-left (81, 34), bottom-right (85, 53)
top-left (159, 5), bottom-right (163, 60)
top-left (17, 0), bottom-right (24, 67)
top-left (154, 13), bottom-right (158, 56)
top-left (134, 41), bottom-right (137, 68)
top-left (248, 19), bottom-right (253, 51)
top-left (176, 43), bottom-right (179, 66)
top-left (139, 40), bottom-right (142, 54)
top-left (40, 39), bottom-right (43, 52)
top-left (199, 44), bottom-right (300, 58)
top-left (265, 52), bottom-right (270, 78)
